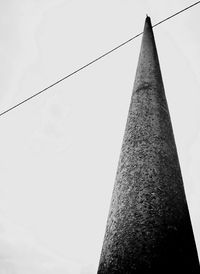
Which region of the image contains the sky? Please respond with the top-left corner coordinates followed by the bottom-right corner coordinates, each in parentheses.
top-left (0, 0), bottom-right (199, 273)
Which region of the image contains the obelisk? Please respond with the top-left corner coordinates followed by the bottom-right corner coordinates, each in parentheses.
top-left (97, 16), bottom-right (199, 273)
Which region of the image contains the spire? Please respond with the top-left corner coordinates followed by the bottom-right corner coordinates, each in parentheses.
top-left (97, 17), bottom-right (199, 273)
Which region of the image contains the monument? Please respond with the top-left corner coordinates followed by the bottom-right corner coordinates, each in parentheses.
top-left (97, 16), bottom-right (199, 273)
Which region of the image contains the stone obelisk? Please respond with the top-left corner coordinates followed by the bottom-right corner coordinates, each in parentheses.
top-left (97, 16), bottom-right (199, 273)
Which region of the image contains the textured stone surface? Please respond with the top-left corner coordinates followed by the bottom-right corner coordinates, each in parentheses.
top-left (97, 17), bottom-right (199, 273)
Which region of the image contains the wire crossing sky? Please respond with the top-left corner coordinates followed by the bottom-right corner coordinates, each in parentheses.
top-left (0, 0), bottom-right (199, 118)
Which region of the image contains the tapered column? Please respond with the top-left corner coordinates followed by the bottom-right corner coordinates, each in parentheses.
top-left (98, 16), bottom-right (199, 273)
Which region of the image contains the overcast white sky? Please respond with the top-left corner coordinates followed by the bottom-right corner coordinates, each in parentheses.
top-left (0, 0), bottom-right (199, 273)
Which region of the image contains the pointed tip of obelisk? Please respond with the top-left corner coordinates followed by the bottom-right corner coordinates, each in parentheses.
top-left (145, 15), bottom-right (152, 27)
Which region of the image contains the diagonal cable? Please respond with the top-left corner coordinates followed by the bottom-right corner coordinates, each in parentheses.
top-left (0, 0), bottom-right (200, 118)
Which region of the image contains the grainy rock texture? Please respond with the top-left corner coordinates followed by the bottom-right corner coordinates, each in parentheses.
top-left (97, 17), bottom-right (199, 273)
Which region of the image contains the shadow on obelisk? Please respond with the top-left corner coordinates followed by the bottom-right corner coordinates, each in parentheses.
top-left (97, 16), bottom-right (200, 273)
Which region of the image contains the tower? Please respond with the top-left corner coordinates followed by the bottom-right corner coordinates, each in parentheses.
top-left (97, 16), bottom-right (199, 273)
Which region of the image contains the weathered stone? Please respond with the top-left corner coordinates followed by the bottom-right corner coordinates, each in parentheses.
top-left (97, 16), bottom-right (199, 273)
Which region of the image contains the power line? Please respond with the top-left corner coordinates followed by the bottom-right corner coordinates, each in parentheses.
top-left (0, 0), bottom-right (200, 118)
top-left (152, 1), bottom-right (200, 27)
top-left (0, 32), bottom-right (143, 118)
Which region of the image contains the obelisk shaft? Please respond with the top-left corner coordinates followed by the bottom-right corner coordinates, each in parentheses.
top-left (97, 17), bottom-right (199, 273)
